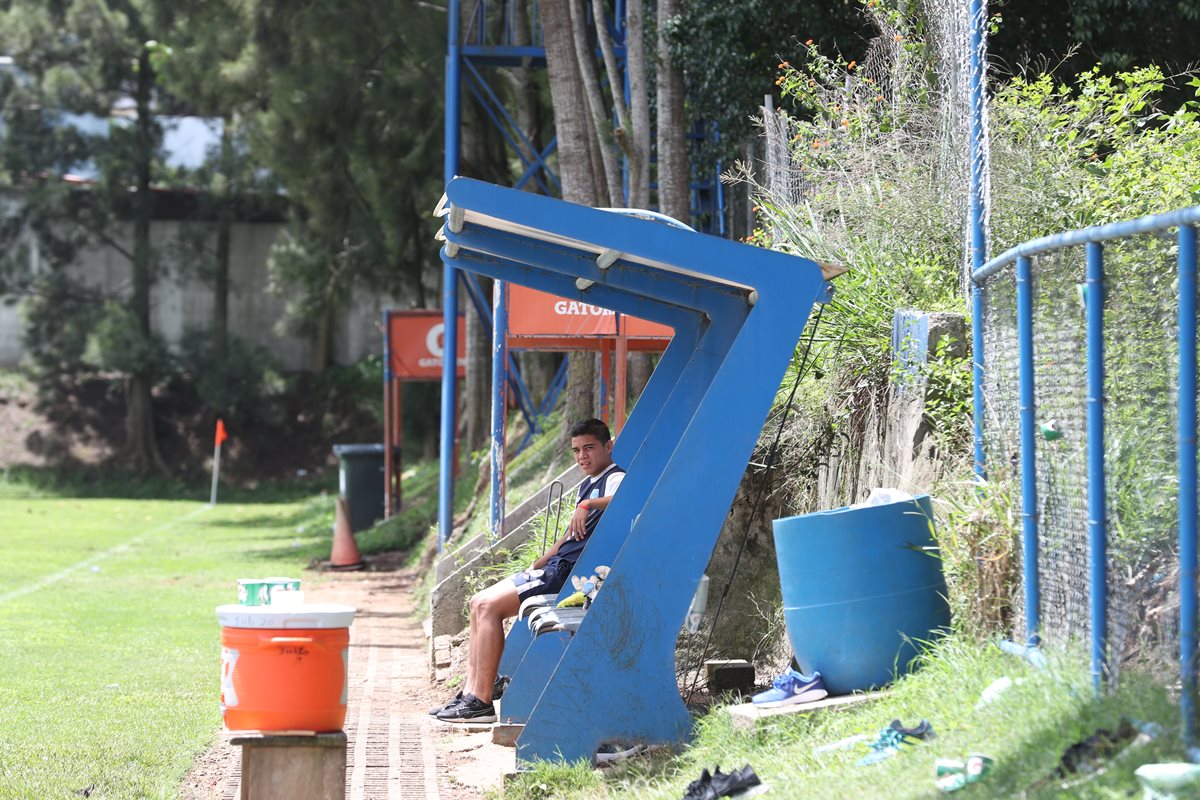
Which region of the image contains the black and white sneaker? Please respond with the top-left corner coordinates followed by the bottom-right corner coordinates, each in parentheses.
top-left (429, 690), bottom-right (463, 716)
top-left (436, 693), bottom-right (496, 724)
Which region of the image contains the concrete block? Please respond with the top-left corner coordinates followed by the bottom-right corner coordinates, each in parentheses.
top-left (491, 723), bottom-right (523, 747)
top-left (433, 634), bottom-right (453, 668)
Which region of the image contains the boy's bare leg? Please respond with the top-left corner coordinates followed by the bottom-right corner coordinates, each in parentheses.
top-left (466, 578), bottom-right (521, 703)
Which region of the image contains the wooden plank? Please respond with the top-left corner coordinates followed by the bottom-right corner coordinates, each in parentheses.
top-left (235, 738), bottom-right (345, 800)
top-left (725, 692), bottom-right (883, 732)
top-left (228, 731), bottom-right (345, 746)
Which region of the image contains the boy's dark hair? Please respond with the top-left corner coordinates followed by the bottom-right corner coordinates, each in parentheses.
top-left (569, 418), bottom-right (611, 443)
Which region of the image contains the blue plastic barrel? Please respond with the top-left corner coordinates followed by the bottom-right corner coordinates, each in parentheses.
top-left (772, 494), bottom-right (949, 695)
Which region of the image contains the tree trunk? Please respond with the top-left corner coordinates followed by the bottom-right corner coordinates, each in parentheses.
top-left (126, 46), bottom-right (167, 475)
top-left (655, 0), bottom-right (690, 224)
top-left (624, 0), bottom-right (651, 209)
top-left (619, 0), bottom-right (655, 400)
top-left (569, 0), bottom-right (623, 206)
top-left (504, 0), bottom-right (543, 178)
top-left (213, 115), bottom-right (233, 361)
top-left (541, 0), bottom-right (603, 437)
top-left (465, 276), bottom-right (492, 450)
top-left (540, 1), bottom-right (599, 207)
top-left (566, 348), bottom-right (595, 430)
top-left (311, 297), bottom-right (335, 372)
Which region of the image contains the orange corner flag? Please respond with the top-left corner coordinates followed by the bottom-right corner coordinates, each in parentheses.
top-left (215, 418), bottom-right (228, 447)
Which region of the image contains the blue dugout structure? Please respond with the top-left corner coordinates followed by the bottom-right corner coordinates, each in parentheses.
top-left (435, 177), bottom-right (829, 763)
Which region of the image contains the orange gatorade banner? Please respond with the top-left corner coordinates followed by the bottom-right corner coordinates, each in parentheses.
top-left (507, 285), bottom-right (672, 340)
top-left (387, 311), bottom-right (466, 380)
top-left (508, 286), bottom-right (616, 337)
top-left (624, 314), bottom-right (674, 339)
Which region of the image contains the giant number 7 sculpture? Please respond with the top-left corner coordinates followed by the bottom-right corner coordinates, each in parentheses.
top-left (436, 177), bottom-right (832, 765)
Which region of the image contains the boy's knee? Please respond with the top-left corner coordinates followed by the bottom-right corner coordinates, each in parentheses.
top-left (473, 592), bottom-right (509, 620)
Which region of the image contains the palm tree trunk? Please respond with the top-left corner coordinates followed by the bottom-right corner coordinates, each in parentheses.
top-left (655, 0), bottom-right (690, 224)
top-left (542, 0), bottom-right (604, 435)
top-left (569, 0), bottom-right (623, 206)
top-left (624, 0), bottom-right (650, 209)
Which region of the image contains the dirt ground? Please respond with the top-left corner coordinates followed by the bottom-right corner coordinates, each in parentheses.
top-left (180, 553), bottom-right (515, 800)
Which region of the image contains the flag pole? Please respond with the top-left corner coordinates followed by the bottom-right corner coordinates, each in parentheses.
top-left (210, 418), bottom-right (227, 505)
top-left (210, 443), bottom-right (221, 505)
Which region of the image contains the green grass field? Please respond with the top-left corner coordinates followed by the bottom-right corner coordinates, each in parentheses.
top-left (503, 639), bottom-right (1188, 800)
top-left (0, 458), bottom-right (441, 800)
top-left (0, 495), bottom-right (326, 798)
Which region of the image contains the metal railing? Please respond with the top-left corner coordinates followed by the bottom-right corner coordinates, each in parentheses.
top-left (971, 206), bottom-right (1200, 743)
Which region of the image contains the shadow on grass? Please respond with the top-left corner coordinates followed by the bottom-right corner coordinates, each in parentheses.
top-left (0, 464), bottom-right (331, 503)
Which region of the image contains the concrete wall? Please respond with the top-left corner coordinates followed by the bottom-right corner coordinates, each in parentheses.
top-left (0, 216), bottom-right (407, 371)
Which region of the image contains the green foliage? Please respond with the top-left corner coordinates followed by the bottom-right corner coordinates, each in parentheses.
top-left (225, 0), bottom-right (447, 351)
top-left (496, 760), bottom-right (602, 800)
top-left (18, 272), bottom-right (103, 382)
top-left (990, 66), bottom-right (1200, 238)
top-left (665, 0), bottom-right (873, 172)
top-left (922, 336), bottom-right (973, 451)
top-left (932, 481), bottom-right (1018, 638)
top-left (176, 332), bottom-right (288, 427)
top-left (991, 0), bottom-right (1200, 84)
top-left (84, 300), bottom-right (170, 376)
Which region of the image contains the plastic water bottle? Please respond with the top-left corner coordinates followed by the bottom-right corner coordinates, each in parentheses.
top-left (686, 575), bottom-right (709, 634)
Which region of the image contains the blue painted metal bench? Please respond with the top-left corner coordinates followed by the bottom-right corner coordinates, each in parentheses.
top-left (435, 177), bottom-right (830, 766)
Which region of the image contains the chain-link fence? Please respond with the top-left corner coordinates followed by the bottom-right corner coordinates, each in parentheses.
top-left (977, 216), bottom-right (1197, 706)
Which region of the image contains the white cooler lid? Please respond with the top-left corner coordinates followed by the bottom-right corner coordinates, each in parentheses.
top-left (216, 603), bottom-right (356, 629)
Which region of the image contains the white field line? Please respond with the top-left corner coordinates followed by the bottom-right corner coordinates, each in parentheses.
top-left (0, 504), bottom-right (210, 605)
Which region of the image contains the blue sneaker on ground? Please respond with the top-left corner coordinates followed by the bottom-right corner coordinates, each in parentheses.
top-left (751, 669), bottom-right (829, 708)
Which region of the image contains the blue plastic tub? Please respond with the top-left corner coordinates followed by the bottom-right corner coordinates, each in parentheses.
top-left (772, 494), bottom-right (950, 695)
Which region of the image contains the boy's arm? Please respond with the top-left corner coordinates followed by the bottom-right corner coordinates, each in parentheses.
top-left (567, 495), bottom-right (613, 539)
top-left (531, 534), bottom-right (570, 570)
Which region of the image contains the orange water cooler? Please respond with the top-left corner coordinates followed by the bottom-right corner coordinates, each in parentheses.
top-left (216, 603), bottom-right (357, 732)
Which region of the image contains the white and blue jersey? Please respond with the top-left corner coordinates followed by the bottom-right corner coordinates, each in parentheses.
top-left (549, 463), bottom-right (625, 569)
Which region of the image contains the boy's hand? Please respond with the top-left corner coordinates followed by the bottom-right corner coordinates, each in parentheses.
top-left (569, 504), bottom-right (590, 540)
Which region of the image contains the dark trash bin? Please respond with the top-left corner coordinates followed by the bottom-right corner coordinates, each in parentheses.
top-left (333, 443), bottom-right (388, 533)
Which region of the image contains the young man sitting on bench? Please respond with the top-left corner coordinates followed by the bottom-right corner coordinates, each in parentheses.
top-left (433, 418), bottom-right (625, 724)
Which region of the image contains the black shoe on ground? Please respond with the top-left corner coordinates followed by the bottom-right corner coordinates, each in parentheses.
top-left (429, 689), bottom-right (464, 716)
top-left (710, 765), bottom-right (763, 797)
top-left (683, 765), bottom-right (765, 800)
top-left (493, 674), bottom-right (511, 700)
top-left (436, 693), bottom-right (496, 724)
top-left (890, 718), bottom-right (935, 740)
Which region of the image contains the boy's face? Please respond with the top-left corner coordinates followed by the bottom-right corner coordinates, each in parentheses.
top-left (570, 434), bottom-right (614, 477)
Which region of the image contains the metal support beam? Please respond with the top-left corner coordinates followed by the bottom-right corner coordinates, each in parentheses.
top-left (439, 0), bottom-right (462, 549)
top-left (491, 279), bottom-right (508, 540)
top-left (1179, 224), bottom-right (1198, 746)
top-left (1016, 255), bottom-right (1040, 644)
top-left (1085, 242), bottom-right (1106, 692)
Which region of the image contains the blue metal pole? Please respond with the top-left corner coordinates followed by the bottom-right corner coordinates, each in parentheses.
top-left (968, 0), bottom-right (988, 484)
top-left (1178, 224), bottom-right (1198, 746)
top-left (1016, 255), bottom-right (1040, 643)
top-left (491, 279), bottom-right (508, 541)
top-left (439, 0), bottom-right (462, 550)
top-left (1085, 241), bottom-right (1107, 693)
top-left (972, 284), bottom-right (986, 482)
